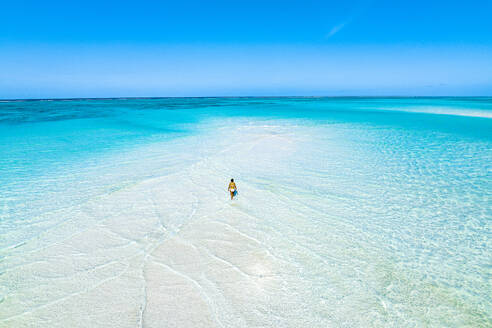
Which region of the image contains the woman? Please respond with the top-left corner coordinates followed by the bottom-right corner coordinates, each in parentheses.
top-left (228, 178), bottom-right (237, 200)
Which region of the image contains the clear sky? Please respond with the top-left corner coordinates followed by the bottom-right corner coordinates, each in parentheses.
top-left (1, 0), bottom-right (491, 98)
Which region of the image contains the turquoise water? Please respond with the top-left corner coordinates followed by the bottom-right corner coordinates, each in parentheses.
top-left (0, 97), bottom-right (491, 327)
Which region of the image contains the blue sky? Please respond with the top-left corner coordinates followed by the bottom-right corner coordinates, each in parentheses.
top-left (1, 0), bottom-right (491, 98)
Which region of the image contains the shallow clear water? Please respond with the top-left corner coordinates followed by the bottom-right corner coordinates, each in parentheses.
top-left (0, 97), bottom-right (491, 327)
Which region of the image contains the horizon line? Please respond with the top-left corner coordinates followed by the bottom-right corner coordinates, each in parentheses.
top-left (2, 95), bottom-right (492, 102)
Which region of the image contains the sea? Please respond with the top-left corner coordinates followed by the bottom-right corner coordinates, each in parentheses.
top-left (0, 97), bottom-right (491, 327)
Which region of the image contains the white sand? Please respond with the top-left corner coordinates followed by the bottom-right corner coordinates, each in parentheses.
top-left (2, 117), bottom-right (489, 327)
top-left (1, 122), bottom-right (325, 327)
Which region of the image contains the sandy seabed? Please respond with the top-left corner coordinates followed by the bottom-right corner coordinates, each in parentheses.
top-left (1, 116), bottom-right (490, 327)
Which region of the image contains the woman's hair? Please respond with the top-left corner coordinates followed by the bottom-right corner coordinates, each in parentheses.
top-left (231, 178), bottom-right (234, 182)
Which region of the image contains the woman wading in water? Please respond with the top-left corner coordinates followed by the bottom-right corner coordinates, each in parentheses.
top-left (228, 179), bottom-right (237, 200)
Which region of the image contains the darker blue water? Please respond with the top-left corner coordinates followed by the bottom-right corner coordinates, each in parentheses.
top-left (1, 96), bottom-right (491, 193)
